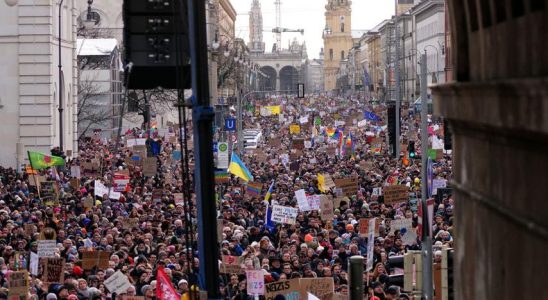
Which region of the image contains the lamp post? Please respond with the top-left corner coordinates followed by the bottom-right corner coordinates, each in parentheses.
top-left (58, 0), bottom-right (64, 152)
top-left (423, 44), bottom-right (440, 84)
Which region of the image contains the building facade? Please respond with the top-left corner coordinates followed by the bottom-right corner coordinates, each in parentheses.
top-left (323, 0), bottom-right (353, 93)
top-left (0, 0), bottom-right (79, 169)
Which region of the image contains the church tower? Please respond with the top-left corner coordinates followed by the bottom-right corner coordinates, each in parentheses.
top-left (249, 0), bottom-right (265, 53)
top-left (323, 0), bottom-right (353, 92)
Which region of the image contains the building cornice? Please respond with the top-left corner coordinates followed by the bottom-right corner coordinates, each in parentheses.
top-left (220, 0), bottom-right (237, 22)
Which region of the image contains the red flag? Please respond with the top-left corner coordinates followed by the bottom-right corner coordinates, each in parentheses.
top-left (156, 267), bottom-right (180, 300)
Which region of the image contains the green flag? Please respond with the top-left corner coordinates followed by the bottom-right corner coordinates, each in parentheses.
top-left (27, 151), bottom-right (65, 170)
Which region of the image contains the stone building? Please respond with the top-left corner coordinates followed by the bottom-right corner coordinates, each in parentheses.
top-left (0, 0), bottom-right (79, 168)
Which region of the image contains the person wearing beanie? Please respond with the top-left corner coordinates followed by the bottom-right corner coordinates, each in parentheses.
top-left (46, 293), bottom-right (57, 300)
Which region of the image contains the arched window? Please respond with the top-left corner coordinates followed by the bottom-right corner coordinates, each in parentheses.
top-left (341, 22), bottom-right (344, 32)
top-left (341, 51), bottom-right (345, 60)
top-left (329, 49), bottom-right (333, 61)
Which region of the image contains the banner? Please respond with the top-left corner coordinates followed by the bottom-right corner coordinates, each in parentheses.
top-left (271, 205), bottom-right (298, 225)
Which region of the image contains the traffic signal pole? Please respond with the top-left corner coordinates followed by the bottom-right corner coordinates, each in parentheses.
top-left (187, 0), bottom-right (221, 298)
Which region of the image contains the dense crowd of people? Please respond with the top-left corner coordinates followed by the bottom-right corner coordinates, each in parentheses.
top-left (0, 95), bottom-right (452, 299)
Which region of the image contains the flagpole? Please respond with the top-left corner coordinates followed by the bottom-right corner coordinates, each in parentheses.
top-left (27, 151), bottom-right (42, 197)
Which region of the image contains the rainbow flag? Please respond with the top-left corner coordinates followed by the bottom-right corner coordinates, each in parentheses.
top-left (246, 182), bottom-right (263, 197)
top-left (228, 153), bottom-right (253, 182)
top-left (325, 128), bottom-right (340, 139)
top-left (214, 171), bottom-right (230, 184)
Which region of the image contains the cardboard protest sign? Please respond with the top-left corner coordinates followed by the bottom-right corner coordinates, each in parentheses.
top-left (142, 157), bottom-right (157, 177)
top-left (119, 296), bottom-right (145, 300)
top-left (265, 279), bottom-right (300, 300)
top-left (390, 218), bottom-right (417, 245)
top-left (220, 255), bottom-right (243, 274)
top-left (289, 124), bottom-right (301, 135)
top-left (271, 205), bottom-right (298, 225)
top-left (298, 278), bottom-right (334, 300)
top-left (8, 270), bottom-right (29, 297)
top-left (81, 162), bottom-right (100, 177)
top-left (269, 139), bottom-right (281, 147)
top-left (37, 240), bottom-right (57, 258)
top-left (82, 251), bottom-right (111, 270)
top-left (83, 196), bottom-right (94, 209)
top-left (383, 185), bottom-right (409, 205)
top-left (359, 218), bottom-right (370, 236)
top-left (319, 195), bottom-right (334, 221)
top-left (69, 178), bottom-right (80, 190)
top-left (334, 176), bottom-right (359, 196)
top-left (29, 174), bottom-right (45, 187)
top-left (292, 138), bottom-right (305, 150)
top-left (246, 270), bottom-right (265, 295)
top-left (104, 270), bottom-right (132, 294)
top-left (40, 181), bottom-right (59, 206)
top-left (43, 257), bottom-right (65, 284)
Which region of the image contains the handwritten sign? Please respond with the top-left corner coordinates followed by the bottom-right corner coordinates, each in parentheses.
top-left (38, 240), bottom-right (57, 258)
top-left (265, 279), bottom-right (300, 300)
top-left (295, 189), bottom-right (309, 211)
top-left (246, 270), bottom-right (265, 295)
top-left (319, 195), bottom-right (334, 221)
top-left (289, 124), bottom-right (301, 135)
top-left (82, 251), bottom-right (111, 270)
top-left (298, 278), bottom-right (334, 300)
top-left (8, 270), bottom-right (29, 297)
top-left (104, 270), bottom-right (132, 294)
top-left (334, 176), bottom-right (359, 196)
top-left (383, 185), bottom-right (409, 205)
top-left (271, 205), bottom-right (298, 225)
top-left (359, 218), bottom-right (369, 236)
top-left (142, 157), bottom-right (157, 177)
top-left (43, 257), bottom-right (65, 284)
top-left (220, 255), bottom-right (243, 274)
top-left (40, 181), bottom-right (59, 206)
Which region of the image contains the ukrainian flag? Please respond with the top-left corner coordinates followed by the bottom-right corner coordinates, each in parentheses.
top-left (264, 180), bottom-right (275, 204)
top-left (228, 153), bottom-right (253, 182)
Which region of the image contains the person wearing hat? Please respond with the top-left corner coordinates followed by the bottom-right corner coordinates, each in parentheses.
top-left (178, 279), bottom-right (189, 294)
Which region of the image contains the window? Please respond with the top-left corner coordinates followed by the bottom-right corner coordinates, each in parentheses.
top-left (341, 51), bottom-right (345, 60)
top-left (341, 23), bottom-right (344, 32)
top-left (329, 49), bottom-right (333, 61)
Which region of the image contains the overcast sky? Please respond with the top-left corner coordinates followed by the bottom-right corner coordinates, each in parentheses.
top-left (231, 0), bottom-right (395, 59)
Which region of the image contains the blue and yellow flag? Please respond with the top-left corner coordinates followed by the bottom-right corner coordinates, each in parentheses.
top-left (228, 153), bottom-right (253, 182)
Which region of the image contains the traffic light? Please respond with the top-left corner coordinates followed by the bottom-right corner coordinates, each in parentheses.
top-left (408, 141), bottom-right (416, 158)
top-left (123, 0), bottom-right (190, 90)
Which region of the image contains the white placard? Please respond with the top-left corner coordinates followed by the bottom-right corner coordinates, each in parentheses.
top-left (431, 179), bottom-right (447, 195)
top-left (30, 252), bottom-right (39, 275)
top-left (104, 270), bottom-right (132, 294)
top-left (307, 195), bottom-right (321, 211)
top-left (94, 180), bottom-right (121, 200)
top-left (366, 218), bottom-right (376, 272)
top-left (295, 189), bottom-right (309, 211)
top-left (299, 116), bottom-right (309, 124)
top-left (37, 240), bottom-right (57, 258)
top-left (217, 142), bottom-right (229, 169)
top-left (357, 119), bottom-right (367, 128)
top-left (126, 138), bottom-right (146, 147)
top-left (271, 205), bottom-right (298, 225)
top-left (304, 140), bottom-right (312, 149)
top-left (372, 187), bottom-right (382, 196)
top-left (246, 270), bottom-right (265, 295)
top-left (390, 218), bottom-right (417, 245)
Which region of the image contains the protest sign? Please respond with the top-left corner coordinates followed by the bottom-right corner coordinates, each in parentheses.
top-left (304, 140), bottom-right (312, 149)
top-left (319, 195), bottom-right (334, 221)
top-left (174, 193), bottom-right (184, 206)
top-left (82, 251), bottom-right (111, 270)
top-left (30, 252), bottom-right (39, 276)
top-left (292, 138), bottom-right (305, 150)
top-left (383, 185), bottom-right (409, 205)
top-left (271, 205), bottom-right (298, 225)
top-left (371, 138), bottom-right (382, 155)
top-left (83, 196), bottom-right (94, 209)
top-left (357, 119), bottom-right (367, 127)
top-left (334, 176), bottom-right (359, 196)
top-left (390, 218), bottom-right (417, 245)
top-left (298, 278), bottom-right (334, 300)
top-left (372, 187), bottom-right (383, 196)
top-left (94, 180), bottom-right (121, 200)
top-left (8, 270), bottom-right (29, 297)
top-left (104, 270), bottom-right (132, 294)
top-left (265, 279), bottom-right (300, 300)
top-left (220, 255), bottom-right (243, 274)
top-left (119, 297), bottom-right (145, 300)
top-left (295, 189), bottom-right (309, 211)
top-left (431, 179), bottom-right (447, 196)
top-left (43, 257), bottom-right (65, 284)
top-left (152, 189), bottom-right (163, 202)
top-left (132, 145), bottom-right (147, 159)
top-left (70, 165), bottom-right (81, 178)
top-left (289, 124), bottom-right (301, 135)
top-left (37, 240), bottom-right (57, 258)
top-left (299, 116), bottom-right (308, 124)
top-left (269, 139), bottom-right (281, 147)
top-left (40, 181), bottom-right (59, 206)
top-left (126, 138), bottom-right (146, 147)
top-left (142, 157), bottom-right (157, 177)
top-left (81, 162), bottom-right (100, 177)
top-left (246, 270), bottom-right (265, 295)
top-left (306, 195), bottom-right (321, 211)
top-left (359, 218), bottom-right (370, 236)
top-left (366, 218), bottom-right (376, 272)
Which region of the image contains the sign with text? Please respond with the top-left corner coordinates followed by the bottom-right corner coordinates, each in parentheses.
top-left (298, 278), bottom-right (334, 300)
top-left (104, 270), bottom-right (132, 295)
top-left (142, 157), bottom-right (157, 177)
top-left (217, 142), bottom-right (229, 169)
top-left (37, 240), bottom-right (57, 258)
top-left (220, 255), bottom-right (243, 274)
top-left (8, 270), bottom-right (29, 297)
top-left (246, 270), bottom-right (265, 295)
top-left (265, 279), bottom-right (300, 300)
top-left (366, 218), bottom-right (376, 271)
top-left (334, 176), bottom-right (359, 196)
top-left (43, 257), bottom-right (65, 284)
top-left (82, 251), bottom-right (111, 270)
top-left (383, 185), bottom-right (409, 205)
top-left (289, 124), bottom-right (301, 135)
top-left (292, 138), bottom-right (305, 150)
top-left (271, 205), bottom-right (298, 225)
top-left (40, 181), bottom-right (59, 206)
top-left (319, 195), bottom-right (334, 221)
top-left (359, 218), bottom-right (369, 236)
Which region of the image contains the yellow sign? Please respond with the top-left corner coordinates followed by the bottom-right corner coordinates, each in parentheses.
top-left (289, 124), bottom-right (301, 135)
top-left (265, 105), bottom-right (281, 115)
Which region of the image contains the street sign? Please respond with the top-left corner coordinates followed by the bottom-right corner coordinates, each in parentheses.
top-left (297, 83), bottom-right (305, 98)
top-left (225, 118), bottom-right (236, 131)
top-left (217, 142), bottom-right (229, 169)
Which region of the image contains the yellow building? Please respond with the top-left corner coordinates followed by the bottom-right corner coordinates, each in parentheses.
top-left (323, 0), bottom-right (353, 92)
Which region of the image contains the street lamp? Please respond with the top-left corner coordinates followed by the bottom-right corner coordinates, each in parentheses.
top-left (423, 45), bottom-right (440, 84)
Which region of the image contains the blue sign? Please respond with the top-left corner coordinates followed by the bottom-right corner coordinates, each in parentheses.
top-left (225, 118), bottom-right (236, 131)
top-left (213, 142), bottom-right (218, 153)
